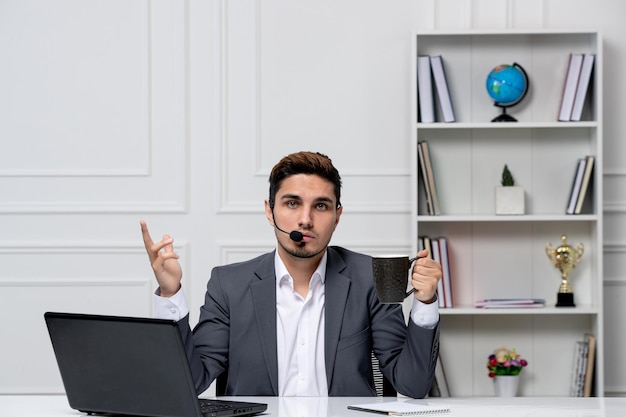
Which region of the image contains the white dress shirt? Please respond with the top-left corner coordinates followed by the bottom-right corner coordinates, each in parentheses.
top-left (275, 251), bottom-right (328, 396)
top-left (152, 250), bottom-right (439, 396)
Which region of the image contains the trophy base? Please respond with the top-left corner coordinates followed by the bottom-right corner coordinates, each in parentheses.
top-left (556, 292), bottom-right (576, 307)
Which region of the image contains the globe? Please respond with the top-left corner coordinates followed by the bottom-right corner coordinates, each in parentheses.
top-left (485, 63), bottom-right (529, 122)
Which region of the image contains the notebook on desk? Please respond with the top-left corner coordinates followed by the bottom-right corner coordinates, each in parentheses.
top-left (44, 312), bottom-right (267, 417)
top-left (348, 400), bottom-right (450, 416)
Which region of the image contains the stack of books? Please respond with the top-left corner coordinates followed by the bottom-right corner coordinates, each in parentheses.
top-left (420, 235), bottom-right (453, 308)
top-left (566, 155), bottom-right (595, 215)
top-left (417, 55), bottom-right (456, 123)
top-left (570, 333), bottom-right (596, 397)
top-left (417, 140), bottom-right (440, 216)
top-left (474, 298), bottom-right (545, 309)
top-left (558, 53), bottom-right (595, 122)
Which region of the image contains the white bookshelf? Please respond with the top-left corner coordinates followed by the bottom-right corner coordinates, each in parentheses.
top-left (411, 30), bottom-right (603, 396)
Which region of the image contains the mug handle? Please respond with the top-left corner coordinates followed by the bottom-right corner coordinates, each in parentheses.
top-left (404, 257), bottom-right (418, 298)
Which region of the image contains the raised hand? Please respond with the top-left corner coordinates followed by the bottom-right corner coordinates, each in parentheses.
top-left (140, 220), bottom-right (183, 297)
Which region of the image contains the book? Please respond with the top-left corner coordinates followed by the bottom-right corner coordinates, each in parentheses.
top-left (438, 236), bottom-right (453, 308)
top-left (566, 158), bottom-right (587, 214)
top-left (417, 236), bottom-right (445, 308)
top-left (419, 141), bottom-right (441, 215)
top-left (347, 401), bottom-right (450, 415)
top-left (570, 340), bottom-right (589, 397)
top-left (570, 54), bottom-right (595, 121)
top-left (574, 155), bottom-right (595, 214)
top-left (422, 236), bottom-right (444, 308)
top-left (474, 298), bottom-right (545, 308)
top-left (430, 55), bottom-right (456, 123)
top-left (583, 333), bottom-right (596, 397)
top-left (430, 238), bottom-right (446, 308)
top-left (417, 56), bottom-right (435, 123)
top-left (417, 144), bottom-right (434, 215)
top-left (558, 53), bottom-right (583, 121)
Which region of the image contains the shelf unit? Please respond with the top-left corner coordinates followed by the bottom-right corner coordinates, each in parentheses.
top-left (410, 30), bottom-right (603, 397)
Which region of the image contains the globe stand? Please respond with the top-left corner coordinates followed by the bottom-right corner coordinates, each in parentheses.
top-left (491, 105), bottom-right (518, 122)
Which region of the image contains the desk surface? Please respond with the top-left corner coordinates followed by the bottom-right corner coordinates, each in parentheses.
top-left (2, 395), bottom-right (626, 417)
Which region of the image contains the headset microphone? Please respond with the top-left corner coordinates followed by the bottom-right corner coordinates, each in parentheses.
top-left (275, 224), bottom-right (304, 243)
top-left (270, 203), bottom-right (304, 242)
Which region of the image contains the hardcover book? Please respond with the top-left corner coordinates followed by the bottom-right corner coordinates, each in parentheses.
top-left (558, 53), bottom-right (583, 121)
top-left (430, 55), bottom-right (456, 123)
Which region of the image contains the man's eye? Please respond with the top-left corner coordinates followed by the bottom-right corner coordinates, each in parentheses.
top-left (287, 201), bottom-right (298, 208)
top-left (316, 203), bottom-right (328, 210)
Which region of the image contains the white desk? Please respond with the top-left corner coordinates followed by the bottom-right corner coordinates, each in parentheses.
top-left (2, 395), bottom-right (626, 417)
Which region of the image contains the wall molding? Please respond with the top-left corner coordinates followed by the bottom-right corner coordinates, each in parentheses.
top-left (0, 0), bottom-right (188, 214)
top-left (0, 277), bottom-right (151, 287)
top-left (0, 201), bottom-right (187, 214)
top-left (604, 203), bottom-right (626, 213)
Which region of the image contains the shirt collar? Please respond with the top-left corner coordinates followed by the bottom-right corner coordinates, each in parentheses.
top-left (274, 249), bottom-right (328, 288)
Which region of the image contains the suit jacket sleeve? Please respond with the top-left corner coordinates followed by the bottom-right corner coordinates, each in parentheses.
top-left (178, 253), bottom-right (279, 396)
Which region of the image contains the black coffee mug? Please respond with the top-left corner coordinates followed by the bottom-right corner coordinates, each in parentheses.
top-left (372, 255), bottom-right (417, 303)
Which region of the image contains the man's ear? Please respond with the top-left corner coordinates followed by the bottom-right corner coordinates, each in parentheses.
top-left (334, 205), bottom-right (343, 227)
top-left (264, 200), bottom-right (274, 225)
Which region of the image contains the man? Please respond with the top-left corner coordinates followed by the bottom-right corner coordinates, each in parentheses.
top-left (141, 151), bottom-right (441, 398)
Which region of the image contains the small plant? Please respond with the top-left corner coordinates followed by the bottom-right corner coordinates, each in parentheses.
top-left (501, 164), bottom-right (515, 186)
top-left (487, 347), bottom-right (528, 378)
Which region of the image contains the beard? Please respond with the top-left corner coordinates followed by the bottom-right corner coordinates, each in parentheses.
top-left (278, 239), bottom-right (327, 260)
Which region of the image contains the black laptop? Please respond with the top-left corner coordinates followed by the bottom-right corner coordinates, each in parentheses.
top-left (44, 312), bottom-right (267, 417)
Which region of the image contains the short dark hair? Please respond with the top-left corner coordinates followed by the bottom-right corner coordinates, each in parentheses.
top-left (268, 151), bottom-right (342, 209)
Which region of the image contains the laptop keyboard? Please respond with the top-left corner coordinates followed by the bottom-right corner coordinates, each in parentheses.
top-left (200, 399), bottom-right (262, 416)
top-left (200, 399), bottom-right (235, 412)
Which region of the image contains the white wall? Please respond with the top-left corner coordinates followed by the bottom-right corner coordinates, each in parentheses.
top-left (1, 0), bottom-right (624, 396)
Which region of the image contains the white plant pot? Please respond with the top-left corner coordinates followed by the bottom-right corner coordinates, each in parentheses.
top-left (493, 375), bottom-right (520, 397)
top-left (495, 186), bottom-right (525, 215)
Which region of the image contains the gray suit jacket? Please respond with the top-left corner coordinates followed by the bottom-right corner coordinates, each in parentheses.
top-left (177, 246), bottom-right (439, 398)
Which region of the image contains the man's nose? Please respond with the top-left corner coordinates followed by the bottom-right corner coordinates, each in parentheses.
top-left (297, 207), bottom-right (313, 227)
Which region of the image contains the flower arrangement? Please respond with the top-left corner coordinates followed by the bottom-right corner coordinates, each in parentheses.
top-left (487, 347), bottom-right (528, 378)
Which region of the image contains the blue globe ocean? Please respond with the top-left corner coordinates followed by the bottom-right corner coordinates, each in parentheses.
top-left (486, 64), bottom-right (527, 106)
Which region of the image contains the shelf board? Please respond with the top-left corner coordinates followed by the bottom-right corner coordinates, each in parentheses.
top-left (417, 214), bottom-right (598, 222)
top-left (416, 121), bottom-right (597, 130)
top-left (416, 29), bottom-right (599, 36)
top-left (440, 305), bottom-right (598, 315)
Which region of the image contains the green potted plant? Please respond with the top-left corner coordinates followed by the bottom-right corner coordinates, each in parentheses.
top-left (495, 164), bottom-right (525, 214)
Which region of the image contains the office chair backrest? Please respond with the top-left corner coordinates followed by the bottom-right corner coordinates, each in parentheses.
top-left (371, 352), bottom-right (397, 397)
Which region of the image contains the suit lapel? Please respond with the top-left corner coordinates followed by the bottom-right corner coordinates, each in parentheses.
top-left (250, 252), bottom-right (279, 395)
top-left (323, 248), bottom-right (350, 390)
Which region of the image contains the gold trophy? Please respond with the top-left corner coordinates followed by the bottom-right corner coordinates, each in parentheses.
top-left (546, 234), bottom-right (584, 307)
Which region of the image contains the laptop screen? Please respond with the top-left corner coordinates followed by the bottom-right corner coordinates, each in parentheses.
top-left (44, 312), bottom-right (267, 417)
